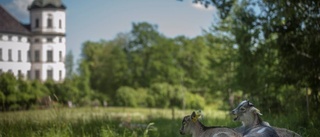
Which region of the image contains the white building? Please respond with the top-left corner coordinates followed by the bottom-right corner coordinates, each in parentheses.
top-left (0, 0), bottom-right (66, 82)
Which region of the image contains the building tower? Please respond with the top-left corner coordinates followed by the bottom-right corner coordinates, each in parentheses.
top-left (28, 0), bottom-right (66, 81)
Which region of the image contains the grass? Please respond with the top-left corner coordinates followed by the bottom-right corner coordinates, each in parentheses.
top-left (0, 107), bottom-right (318, 137)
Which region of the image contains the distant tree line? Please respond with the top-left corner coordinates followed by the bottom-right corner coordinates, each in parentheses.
top-left (0, 0), bottom-right (318, 124)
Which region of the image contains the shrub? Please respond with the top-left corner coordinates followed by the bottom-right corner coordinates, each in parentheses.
top-left (184, 92), bottom-right (206, 109)
top-left (115, 86), bottom-right (139, 107)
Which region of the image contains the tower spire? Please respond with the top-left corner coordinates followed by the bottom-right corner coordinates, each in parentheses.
top-left (29, 0), bottom-right (66, 10)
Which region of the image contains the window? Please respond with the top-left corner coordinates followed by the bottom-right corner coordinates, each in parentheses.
top-left (18, 70), bottom-right (22, 77)
top-left (59, 70), bottom-right (62, 80)
top-left (27, 50), bottom-right (31, 62)
top-left (47, 69), bottom-right (53, 80)
top-left (59, 19), bottom-right (62, 28)
top-left (0, 48), bottom-right (2, 61)
top-left (47, 38), bottom-right (53, 43)
top-left (8, 69), bottom-right (12, 74)
top-left (27, 70), bottom-right (31, 80)
top-left (35, 18), bottom-right (39, 28)
top-left (59, 51), bottom-right (62, 62)
top-left (8, 49), bottom-right (12, 61)
top-left (34, 38), bottom-right (40, 43)
top-left (47, 50), bottom-right (53, 62)
top-left (18, 50), bottom-right (22, 62)
top-left (59, 37), bottom-right (62, 43)
top-left (35, 70), bottom-right (40, 80)
top-left (47, 15), bottom-right (53, 28)
top-left (35, 50), bottom-right (40, 62)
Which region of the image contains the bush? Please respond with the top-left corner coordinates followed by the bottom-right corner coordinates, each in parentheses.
top-left (9, 103), bottom-right (21, 111)
top-left (149, 83), bottom-right (172, 108)
top-left (115, 86), bottom-right (140, 107)
top-left (148, 83), bottom-right (189, 109)
top-left (184, 92), bottom-right (206, 109)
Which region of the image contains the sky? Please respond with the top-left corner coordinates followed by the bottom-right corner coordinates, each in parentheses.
top-left (0, 0), bottom-right (217, 65)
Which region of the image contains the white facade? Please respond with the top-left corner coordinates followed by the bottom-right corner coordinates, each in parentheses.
top-left (0, 34), bottom-right (31, 78)
top-left (0, 3), bottom-right (66, 82)
top-left (29, 8), bottom-right (66, 82)
top-left (30, 10), bottom-right (66, 33)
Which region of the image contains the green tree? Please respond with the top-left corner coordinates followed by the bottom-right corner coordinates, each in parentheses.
top-left (263, 0), bottom-right (320, 111)
top-left (174, 36), bottom-right (211, 93)
top-left (0, 73), bottom-right (19, 110)
top-left (97, 35), bottom-right (131, 99)
top-left (127, 22), bottom-right (164, 87)
top-left (65, 50), bottom-right (74, 79)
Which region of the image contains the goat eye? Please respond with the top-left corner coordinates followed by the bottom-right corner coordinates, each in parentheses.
top-left (240, 107), bottom-right (246, 111)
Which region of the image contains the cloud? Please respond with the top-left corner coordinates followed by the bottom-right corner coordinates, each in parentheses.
top-left (4, 0), bottom-right (34, 22)
top-left (191, 2), bottom-right (215, 11)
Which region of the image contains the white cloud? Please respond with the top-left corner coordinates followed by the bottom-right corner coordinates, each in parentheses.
top-left (5, 0), bottom-right (34, 21)
top-left (191, 2), bottom-right (215, 11)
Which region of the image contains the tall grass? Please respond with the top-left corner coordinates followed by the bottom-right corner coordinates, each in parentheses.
top-left (0, 107), bottom-right (318, 137)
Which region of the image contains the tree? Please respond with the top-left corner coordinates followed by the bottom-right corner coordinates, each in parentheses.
top-left (192, 0), bottom-right (320, 114)
top-left (263, 0), bottom-right (320, 110)
top-left (0, 73), bottom-right (19, 110)
top-left (65, 50), bottom-right (74, 79)
top-left (128, 22), bottom-right (164, 87)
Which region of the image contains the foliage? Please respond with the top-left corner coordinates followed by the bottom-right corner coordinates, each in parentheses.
top-left (77, 22), bottom-right (228, 107)
top-left (0, 107), bottom-right (318, 137)
top-left (114, 83), bottom-right (204, 109)
top-left (1, 2), bottom-right (319, 132)
top-left (195, 0), bottom-right (319, 115)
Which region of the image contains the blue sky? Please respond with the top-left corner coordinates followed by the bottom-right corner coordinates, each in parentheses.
top-left (1, 0), bottom-right (216, 65)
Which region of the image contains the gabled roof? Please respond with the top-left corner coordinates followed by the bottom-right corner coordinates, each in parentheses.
top-left (29, 0), bottom-right (66, 10)
top-left (0, 5), bottom-right (30, 35)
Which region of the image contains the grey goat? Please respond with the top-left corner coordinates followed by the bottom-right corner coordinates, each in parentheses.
top-left (180, 111), bottom-right (242, 137)
top-left (231, 100), bottom-right (301, 137)
top-left (231, 100), bottom-right (279, 137)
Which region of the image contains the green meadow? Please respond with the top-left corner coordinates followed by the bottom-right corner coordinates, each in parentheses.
top-left (0, 107), bottom-right (318, 137)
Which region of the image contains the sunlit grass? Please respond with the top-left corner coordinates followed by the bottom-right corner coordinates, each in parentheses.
top-left (0, 107), bottom-right (317, 137)
top-left (0, 107), bottom-right (228, 137)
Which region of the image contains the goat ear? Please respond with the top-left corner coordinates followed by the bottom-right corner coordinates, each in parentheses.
top-left (191, 111), bottom-right (196, 118)
top-left (246, 100), bottom-right (254, 106)
top-left (195, 110), bottom-right (202, 116)
top-left (191, 111), bottom-right (201, 122)
top-left (251, 107), bottom-right (263, 115)
top-left (191, 112), bottom-right (197, 122)
top-left (248, 102), bottom-right (254, 106)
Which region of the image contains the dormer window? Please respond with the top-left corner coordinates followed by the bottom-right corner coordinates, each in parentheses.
top-left (47, 14), bottom-right (53, 28)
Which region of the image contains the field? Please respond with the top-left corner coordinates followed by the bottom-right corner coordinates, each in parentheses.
top-left (0, 107), bottom-right (317, 137)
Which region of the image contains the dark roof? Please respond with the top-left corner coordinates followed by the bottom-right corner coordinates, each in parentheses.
top-left (0, 5), bottom-right (30, 35)
top-left (29, 0), bottom-right (66, 10)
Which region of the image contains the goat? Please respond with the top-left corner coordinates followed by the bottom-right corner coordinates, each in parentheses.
top-left (179, 110), bottom-right (242, 137)
top-left (272, 127), bottom-right (302, 137)
top-left (231, 100), bottom-right (301, 137)
top-left (231, 100), bottom-right (279, 137)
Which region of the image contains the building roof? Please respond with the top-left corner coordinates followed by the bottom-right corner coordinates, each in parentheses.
top-left (0, 5), bottom-right (30, 35)
top-left (29, 0), bottom-right (66, 10)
